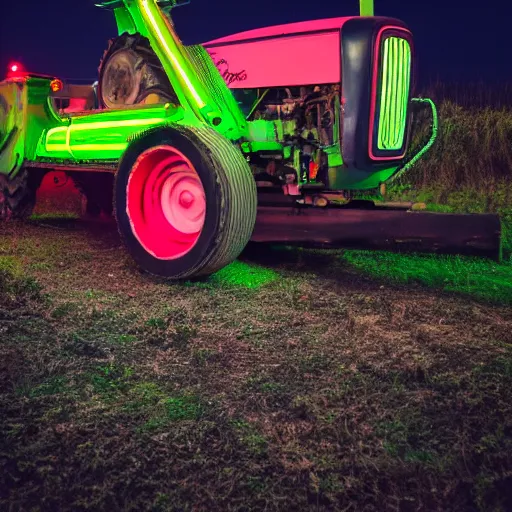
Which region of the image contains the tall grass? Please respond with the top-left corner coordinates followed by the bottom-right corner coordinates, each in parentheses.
top-left (394, 84), bottom-right (512, 211)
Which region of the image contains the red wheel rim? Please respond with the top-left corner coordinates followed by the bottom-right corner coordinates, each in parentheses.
top-left (126, 145), bottom-right (206, 260)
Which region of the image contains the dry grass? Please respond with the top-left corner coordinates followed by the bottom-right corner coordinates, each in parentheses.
top-left (400, 99), bottom-right (512, 195)
top-left (1, 218), bottom-right (512, 511)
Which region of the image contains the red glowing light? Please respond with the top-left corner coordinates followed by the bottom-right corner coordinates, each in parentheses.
top-left (7, 62), bottom-right (25, 79)
top-left (50, 79), bottom-right (64, 92)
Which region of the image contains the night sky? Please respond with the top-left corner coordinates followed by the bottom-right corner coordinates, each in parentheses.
top-left (0, 0), bottom-right (509, 88)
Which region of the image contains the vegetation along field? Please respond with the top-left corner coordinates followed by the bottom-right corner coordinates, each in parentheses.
top-left (1, 86), bottom-right (512, 511)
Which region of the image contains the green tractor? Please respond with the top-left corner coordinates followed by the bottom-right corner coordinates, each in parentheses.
top-left (0, 0), bottom-right (501, 278)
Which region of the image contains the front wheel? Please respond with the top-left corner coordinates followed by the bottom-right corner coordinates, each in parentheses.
top-left (115, 125), bottom-right (257, 279)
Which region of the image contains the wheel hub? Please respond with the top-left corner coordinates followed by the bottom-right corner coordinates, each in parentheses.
top-left (126, 146), bottom-right (206, 259)
top-left (179, 190), bottom-right (194, 208)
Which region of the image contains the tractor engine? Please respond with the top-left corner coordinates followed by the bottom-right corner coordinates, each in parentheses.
top-left (232, 84), bottom-right (340, 187)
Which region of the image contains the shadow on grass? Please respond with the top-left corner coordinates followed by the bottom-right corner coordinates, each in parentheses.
top-left (343, 249), bottom-right (512, 306)
top-left (241, 243), bottom-right (512, 306)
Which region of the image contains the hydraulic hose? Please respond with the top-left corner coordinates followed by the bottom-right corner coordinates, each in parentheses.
top-left (388, 97), bottom-right (438, 183)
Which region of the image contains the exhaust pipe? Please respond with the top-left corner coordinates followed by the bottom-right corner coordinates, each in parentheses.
top-left (359, 0), bottom-right (374, 16)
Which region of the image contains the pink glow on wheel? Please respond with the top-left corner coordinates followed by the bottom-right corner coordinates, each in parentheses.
top-left (126, 146), bottom-right (206, 260)
top-left (160, 171), bottom-right (206, 234)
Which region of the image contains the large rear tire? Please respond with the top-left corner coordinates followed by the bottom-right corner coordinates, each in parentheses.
top-left (115, 126), bottom-right (257, 279)
top-left (98, 32), bottom-right (177, 109)
top-left (0, 170), bottom-right (43, 221)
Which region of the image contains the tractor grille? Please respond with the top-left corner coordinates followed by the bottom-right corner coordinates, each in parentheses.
top-left (376, 35), bottom-right (412, 152)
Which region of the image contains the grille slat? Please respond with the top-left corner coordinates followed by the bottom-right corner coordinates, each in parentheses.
top-left (377, 36), bottom-right (411, 151)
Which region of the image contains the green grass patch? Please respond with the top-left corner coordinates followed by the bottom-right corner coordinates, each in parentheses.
top-left (136, 392), bottom-right (205, 433)
top-left (24, 376), bottom-right (69, 398)
top-left (342, 250), bottom-right (512, 305)
top-left (191, 348), bottom-right (217, 366)
top-left (51, 301), bottom-right (78, 319)
top-left (62, 307), bottom-right (139, 353)
top-left (30, 212), bottom-right (79, 220)
top-left (83, 364), bottom-right (134, 398)
top-left (230, 419), bottom-right (268, 456)
top-left (210, 260), bottom-right (279, 289)
top-left (124, 382), bottom-right (166, 412)
top-left (0, 255), bottom-right (23, 277)
top-left (0, 255), bottom-right (42, 299)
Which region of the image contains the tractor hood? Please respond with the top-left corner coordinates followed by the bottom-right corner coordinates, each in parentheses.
top-left (202, 17), bottom-right (353, 89)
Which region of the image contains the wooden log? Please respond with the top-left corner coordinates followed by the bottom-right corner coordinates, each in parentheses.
top-left (251, 205), bottom-right (502, 260)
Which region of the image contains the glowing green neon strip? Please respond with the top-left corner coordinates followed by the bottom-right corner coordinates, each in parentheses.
top-left (390, 38), bottom-right (397, 146)
top-left (50, 117), bottom-right (165, 134)
top-left (46, 143), bottom-right (128, 152)
top-left (44, 117), bottom-right (165, 153)
top-left (380, 40), bottom-right (390, 146)
top-left (377, 37), bottom-right (411, 151)
top-left (50, 126), bottom-right (67, 133)
top-left (140, 0), bottom-right (205, 109)
top-left (398, 39), bottom-right (411, 147)
top-left (45, 144), bottom-right (70, 152)
top-left (396, 39), bottom-right (404, 145)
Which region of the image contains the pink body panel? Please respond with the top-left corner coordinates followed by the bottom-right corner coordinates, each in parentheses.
top-left (203, 17), bottom-right (354, 89)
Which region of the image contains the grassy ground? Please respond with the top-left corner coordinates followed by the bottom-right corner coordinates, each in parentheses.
top-left (1, 217), bottom-right (512, 511)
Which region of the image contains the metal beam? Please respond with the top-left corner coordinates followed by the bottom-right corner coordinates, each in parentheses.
top-left (251, 205), bottom-right (502, 261)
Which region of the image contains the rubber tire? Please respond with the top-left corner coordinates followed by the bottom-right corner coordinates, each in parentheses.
top-left (97, 32), bottom-right (177, 109)
top-left (115, 125), bottom-right (257, 279)
top-left (0, 169), bottom-right (43, 221)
